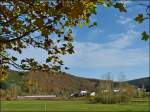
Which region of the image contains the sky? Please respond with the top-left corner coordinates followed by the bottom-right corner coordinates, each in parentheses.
top-left (9, 1), bottom-right (149, 81)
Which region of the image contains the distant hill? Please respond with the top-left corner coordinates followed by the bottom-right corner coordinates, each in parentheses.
top-left (1, 70), bottom-right (149, 95)
top-left (127, 77), bottom-right (150, 92)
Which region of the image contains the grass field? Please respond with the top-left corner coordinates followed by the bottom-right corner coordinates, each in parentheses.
top-left (1, 100), bottom-right (150, 112)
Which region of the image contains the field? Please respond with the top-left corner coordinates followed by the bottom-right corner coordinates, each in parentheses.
top-left (1, 99), bottom-right (150, 112)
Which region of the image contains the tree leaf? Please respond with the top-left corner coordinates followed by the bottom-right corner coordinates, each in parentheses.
top-left (98, 0), bottom-right (105, 4)
top-left (84, 19), bottom-right (90, 26)
top-left (114, 3), bottom-right (127, 12)
top-left (141, 31), bottom-right (149, 41)
top-left (35, 18), bottom-right (44, 27)
top-left (93, 22), bottom-right (97, 26)
top-left (134, 14), bottom-right (144, 24)
top-left (64, 35), bottom-right (73, 41)
top-left (65, 67), bottom-right (69, 70)
top-left (79, 24), bottom-right (83, 28)
top-left (46, 57), bottom-right (52, 63)
top-left (12, 56), bottom-right (17, 61)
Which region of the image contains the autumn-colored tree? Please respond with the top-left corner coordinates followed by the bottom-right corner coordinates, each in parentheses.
top-left (0, 0), bottom-right (149, 80)
top-left (0, 0), bottom-right (98, 80)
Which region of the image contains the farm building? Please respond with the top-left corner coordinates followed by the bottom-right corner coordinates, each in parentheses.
top-left (17, 95), bottom-right (56, 100)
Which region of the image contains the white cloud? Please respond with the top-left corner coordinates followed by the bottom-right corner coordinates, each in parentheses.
top-left (62, 30), bottom-right (148, 69)
top-left (117, 16), bottom-right (132, 25)
top-left (8, 26), bottom-right (148, 74)
top-left (119, 0), bottom-right (133, 5)
top-left (117, 16), bottom-right (136, 29)
top-left (106, 30), bottom-right (139, 49)
top-left (62, 41), bottom-right (148, 69)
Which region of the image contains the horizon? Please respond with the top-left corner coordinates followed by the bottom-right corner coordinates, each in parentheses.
top-left (8, 68), bottom-right (149, 81)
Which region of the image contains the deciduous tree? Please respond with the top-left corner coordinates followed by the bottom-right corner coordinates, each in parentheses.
top-left (0, 0), bottom-right (149, 80)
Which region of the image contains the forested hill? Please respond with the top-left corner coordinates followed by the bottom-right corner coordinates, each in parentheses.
top-left (127, 77), bottom-right (150, 92)
top-left (0, 70), bottom-right (99, 95)
top-left (1, 70), bottom-right (149, 94)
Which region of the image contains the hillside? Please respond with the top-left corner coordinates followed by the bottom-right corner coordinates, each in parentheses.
top-left (1, 70), bottom-right (99, 96)
top-left (127, 77), bottom-right (150, 92)
top-left (1, 70), bottom-right (149, 96)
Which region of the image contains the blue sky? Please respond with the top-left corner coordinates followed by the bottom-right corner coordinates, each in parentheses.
top-left (9, 1), bottom-right (149, 80)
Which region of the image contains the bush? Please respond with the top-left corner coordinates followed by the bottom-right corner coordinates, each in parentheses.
top-left (6, 96), bottom-right (13, 101)
top-left (135, 91), bottom-right (146, 98)
top-left (120, 93), bottom-right (131, 103)
top-left (88, 93), bottom-right (131, 104)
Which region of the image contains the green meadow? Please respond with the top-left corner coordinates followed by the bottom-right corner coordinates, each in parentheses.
top-left (1, 100), bottom-right (149, 112)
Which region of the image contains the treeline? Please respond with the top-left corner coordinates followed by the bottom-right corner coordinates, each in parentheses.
top-left (0, 70), bottom-right (149, 102)
top-left (0, 70), bottom-right (98, 100)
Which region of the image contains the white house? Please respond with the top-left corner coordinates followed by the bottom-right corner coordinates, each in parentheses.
top-left (90, 92), bottom-right (96, 96)
top-left (113, 89), bottom-right (120, 93)
top-left (80, 90), bottom-right (88, 96)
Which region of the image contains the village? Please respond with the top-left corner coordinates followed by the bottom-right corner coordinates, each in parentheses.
top-left (15, 86), bottom-right (147, 101)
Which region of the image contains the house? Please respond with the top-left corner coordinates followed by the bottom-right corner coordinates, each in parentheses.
top-left (113, 89), bottom-right (120, 93)
top-left (90, 92), bottom-right (96, 96)
top-left (70, 90), bottom-right (88, 97)
top-left (80, 90), bottom-right (88, 96)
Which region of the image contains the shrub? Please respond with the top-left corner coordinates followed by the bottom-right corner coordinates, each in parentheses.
top-left (88, 92), bottom-right (131, 104)
top-left (6, 96), bottom-right (13, 101)
top-left (120, 92), bottom-right (131, 103)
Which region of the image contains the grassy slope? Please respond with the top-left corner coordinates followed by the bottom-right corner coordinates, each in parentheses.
top-left (1, 100), bottom-right (149, 111)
